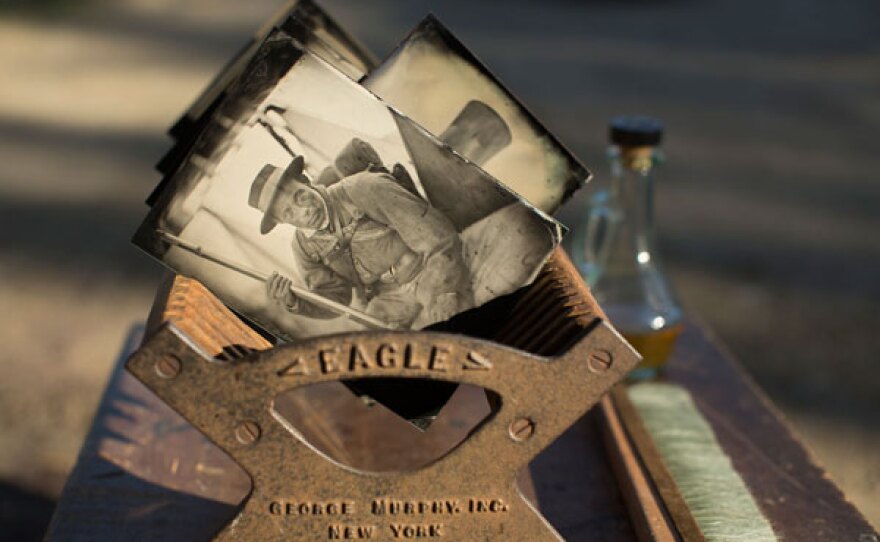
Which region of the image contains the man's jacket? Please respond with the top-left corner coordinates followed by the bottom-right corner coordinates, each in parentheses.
top-left (289, 171), bottom-right (471, 320)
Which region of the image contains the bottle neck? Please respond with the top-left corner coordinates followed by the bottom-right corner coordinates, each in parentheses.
top-left (609, 145), bottom-right (658, 256)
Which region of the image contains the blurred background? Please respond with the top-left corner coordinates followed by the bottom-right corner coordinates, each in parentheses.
top-left (0, 0), bottom-right (877, 538)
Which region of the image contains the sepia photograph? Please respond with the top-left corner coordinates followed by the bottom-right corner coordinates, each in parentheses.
top-left (153, 0), bottom-right (378, 187)
top-left (363, 15), bottom-right (591, 215)
top-left (136, 31), bottom-right (563, 342)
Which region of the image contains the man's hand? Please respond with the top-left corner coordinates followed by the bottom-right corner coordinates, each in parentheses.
top-left (266, 272), bottom-right (298, 312)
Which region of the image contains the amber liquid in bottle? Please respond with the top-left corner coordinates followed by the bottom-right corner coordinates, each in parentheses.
top-left (623, 324), bottom-right (683, 370)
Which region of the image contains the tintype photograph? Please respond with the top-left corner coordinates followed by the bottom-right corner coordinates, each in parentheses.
top-left (170, 0), bottom-right (376, 141)
top-left (363, 15), bottom-right (590, 214)
top-left (153, 0), bottom-right (377, 185)
top-left (136, 31), bottom-right (563, 342)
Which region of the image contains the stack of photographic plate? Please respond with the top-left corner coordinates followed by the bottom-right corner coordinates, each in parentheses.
top-left (136, 0), bottom-right (591, 353)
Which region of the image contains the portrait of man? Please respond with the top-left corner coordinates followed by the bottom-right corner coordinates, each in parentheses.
top-left (248, 148), bottom-right (474, 330)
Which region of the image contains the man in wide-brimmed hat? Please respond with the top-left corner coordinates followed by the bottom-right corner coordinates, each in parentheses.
top-left (248, 150), bottom-right (473, 329)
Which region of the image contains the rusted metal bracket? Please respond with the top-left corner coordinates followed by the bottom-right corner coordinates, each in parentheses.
top-left (127, 319), bottom-right (639, 541)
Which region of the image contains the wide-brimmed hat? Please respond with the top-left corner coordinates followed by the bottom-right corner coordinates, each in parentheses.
top-left (248, 155), bottom-right (305, 234)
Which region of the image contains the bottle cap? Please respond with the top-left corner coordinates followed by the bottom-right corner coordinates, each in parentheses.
top-left (609, 116), bottom-right (664, 147)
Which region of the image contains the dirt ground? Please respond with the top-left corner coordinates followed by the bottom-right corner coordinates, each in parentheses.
top-left (0, 0), bottom-right (877, 538)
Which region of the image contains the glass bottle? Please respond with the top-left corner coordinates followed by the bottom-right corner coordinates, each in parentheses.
top-left (569, 117), bottom-right (683, 375)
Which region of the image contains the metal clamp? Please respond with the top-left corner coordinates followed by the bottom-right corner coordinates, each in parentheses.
top-left (127, 321), bottom-right (639, 541)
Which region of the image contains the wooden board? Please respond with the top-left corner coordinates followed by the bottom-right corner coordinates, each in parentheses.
top-left (663, 322), bottom-right (878, 541)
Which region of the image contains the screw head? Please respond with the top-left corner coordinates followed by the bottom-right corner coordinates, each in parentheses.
top-left (235, 421), bottom-right (262, 445)
top-left (509, 418), bottom-right (535, 442)
top-left (155, 355), bottom-right (182, 379)
top-left (588, 349), bottom-right (614, 373)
